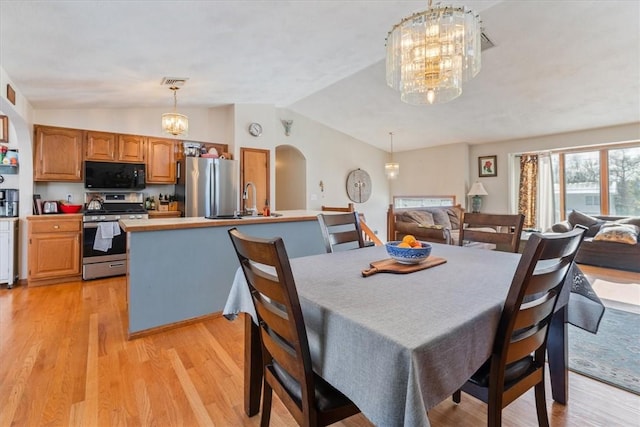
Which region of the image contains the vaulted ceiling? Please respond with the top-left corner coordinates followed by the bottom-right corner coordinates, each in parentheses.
top-left (1, 1), bottom-right (638, 152)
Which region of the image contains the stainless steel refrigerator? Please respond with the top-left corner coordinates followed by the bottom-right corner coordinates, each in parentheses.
top-left (175, 157), bottom-right (238, 218)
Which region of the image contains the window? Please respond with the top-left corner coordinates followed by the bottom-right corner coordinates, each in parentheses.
top-left (608, 146), bottom-right (640, 216)
top-left (552, 142), bottom-right (640, 219)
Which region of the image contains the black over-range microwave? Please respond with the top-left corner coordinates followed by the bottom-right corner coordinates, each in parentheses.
top-left (84, 161), bottom-right (146, 190)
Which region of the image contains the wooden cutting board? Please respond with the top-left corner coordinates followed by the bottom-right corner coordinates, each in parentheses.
top-left (361, 256), bottom-right (447, 277)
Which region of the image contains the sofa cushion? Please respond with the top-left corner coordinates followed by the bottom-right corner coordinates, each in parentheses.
top-left (593, 224), bottom-right (639, 245)
top-left (400, 211), bottom-right (435, 226)
top-left (567, 210), bottom-right (605, 237)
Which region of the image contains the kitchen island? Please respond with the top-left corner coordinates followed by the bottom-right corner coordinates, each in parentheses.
top-left (120, 211), bottom-right (327, 338)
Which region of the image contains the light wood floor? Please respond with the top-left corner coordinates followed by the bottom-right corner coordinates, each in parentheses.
top-left (1, 276), bottom-right (639, 426)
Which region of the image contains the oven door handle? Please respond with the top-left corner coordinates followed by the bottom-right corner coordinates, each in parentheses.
top-left (83, 222), bottom-right (120, 229)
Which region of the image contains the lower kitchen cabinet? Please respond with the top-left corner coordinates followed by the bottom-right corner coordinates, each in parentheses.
top-left (28, 215), bottom-right (82, 286)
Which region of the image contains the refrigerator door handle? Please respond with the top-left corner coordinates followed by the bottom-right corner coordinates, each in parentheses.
top-left (176, 161), bottom-right (181, 180)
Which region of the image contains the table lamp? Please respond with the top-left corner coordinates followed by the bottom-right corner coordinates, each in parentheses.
top-left (467, 182), bottom-right (488, 213)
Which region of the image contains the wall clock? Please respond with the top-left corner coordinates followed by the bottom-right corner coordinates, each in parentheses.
top-left (248, 122), bottom-right (263, 137)
top-left (345, 168), bottom-right (372, 203)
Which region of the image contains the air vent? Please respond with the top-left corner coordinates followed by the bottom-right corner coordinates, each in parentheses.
top-left (480, 31), bottom-right (495, 51)
top-left (161, 77), bottom-right (189, 87)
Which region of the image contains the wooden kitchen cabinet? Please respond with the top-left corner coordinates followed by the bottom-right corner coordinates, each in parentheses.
top-left (34, 125), bottom-right (83, 181)
top-left (85, 130), bottom-right (117, 161)
top-left (117, 134), bottom-right (145, 162)
top-left (28, 215), bottom-right (82, 286)
top-left (146, 137), bottom-right (176, 183)
top-left (86, 132), bottom-right (146, 163)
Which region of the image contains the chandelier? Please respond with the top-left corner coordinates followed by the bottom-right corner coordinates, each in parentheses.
top-left (162, 86), bottom-right (189, 136)
top-left (385, 0), bottom-right (482, 105)
top-left (385, 132), bottom-right (400, 180)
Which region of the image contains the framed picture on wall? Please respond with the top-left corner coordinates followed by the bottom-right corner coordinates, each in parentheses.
top-left (478, 155), bottom-right (497, 177)
top-left (0, 115), bottom-right (8, 143)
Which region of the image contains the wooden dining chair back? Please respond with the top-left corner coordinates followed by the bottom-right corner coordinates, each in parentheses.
top-left (459, 213), bottom-right (525, 253)
top-left (321, 203), bottom-right (354, 213)
top-left (453, 227), bottom-right (585, 426)
top-left (228, 228), bottom-right (360, 427)
top-left (317, 212), bottom-right (366, 253)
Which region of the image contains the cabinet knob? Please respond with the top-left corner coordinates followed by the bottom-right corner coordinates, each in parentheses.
top-left (53, 225), bottom-right (59, 229)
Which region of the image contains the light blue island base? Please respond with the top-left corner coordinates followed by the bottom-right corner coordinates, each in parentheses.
top-left (124, 214), bottom-right (326, 338)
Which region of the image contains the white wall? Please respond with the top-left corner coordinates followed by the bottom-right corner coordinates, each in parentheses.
top-left (270, 108), bottom-right (390, 239)
top-left (0, 66), bottom-right (35, 281)
top-left (391, 142), bottom-right (470, 209)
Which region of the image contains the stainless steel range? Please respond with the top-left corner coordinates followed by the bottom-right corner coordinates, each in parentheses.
top-left (82, 192), bottom-right (148, 280)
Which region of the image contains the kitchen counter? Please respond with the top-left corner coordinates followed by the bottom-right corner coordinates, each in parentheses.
top-left (122, 210), bottom-right (328, 338)
top-left (120, 210), bottom-right (320, 232)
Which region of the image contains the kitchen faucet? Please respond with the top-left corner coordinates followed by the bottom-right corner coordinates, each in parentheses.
top-left (243, 182), bottom-right (257, 216)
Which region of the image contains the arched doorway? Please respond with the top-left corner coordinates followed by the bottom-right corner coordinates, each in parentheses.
top-left (275, 145), bottom-right (306, 210)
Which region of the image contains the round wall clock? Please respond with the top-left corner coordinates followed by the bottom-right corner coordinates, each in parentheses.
top-left (345, 168), bottom-right (372, 203)
top-left (248, 122), bottom-right (263, 137)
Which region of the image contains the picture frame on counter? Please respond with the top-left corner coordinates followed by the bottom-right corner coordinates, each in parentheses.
top-left (0, 115), bottom-right (7, 143)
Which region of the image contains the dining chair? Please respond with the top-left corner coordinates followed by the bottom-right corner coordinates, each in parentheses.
top-left (228, 228), bottom-right (361, 427)
top-left (459, 213), bottom-right (525, 253)
top-left (317, 212), bottom-right (366, 253)
top-left (452, 227), bottom-right (586, 427)
top-left (321, 203), bottom-right (354, 212)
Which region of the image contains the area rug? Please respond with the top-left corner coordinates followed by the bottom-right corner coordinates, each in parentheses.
top-left (568, 307), bottom-right (640, 395)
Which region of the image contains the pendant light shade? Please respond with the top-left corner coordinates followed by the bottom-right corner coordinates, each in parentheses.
top-left (385, 132), bottom-right (400, 180)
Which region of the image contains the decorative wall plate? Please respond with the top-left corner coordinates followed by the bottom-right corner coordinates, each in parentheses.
top-left (346, 168), bottom-right (372, 203)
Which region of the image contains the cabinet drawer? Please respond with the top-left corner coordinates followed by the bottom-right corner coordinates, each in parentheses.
top-left (30, 219), bottom-right (81, 233)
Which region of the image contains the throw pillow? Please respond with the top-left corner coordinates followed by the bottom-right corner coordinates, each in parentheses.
top-left (593, 224), bottom-right (639, 245)
top-left (427, 208), bottom-right (453, 229)
top-left (567, 210), bottom-right (605, 237)
top-left (445, 207), bottom-right (462, 230)
top-left (615, 217), bottom-right (640, 228)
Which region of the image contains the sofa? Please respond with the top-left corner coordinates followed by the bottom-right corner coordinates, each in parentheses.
top-left (387, 204), bottom-right (464, 245)
top-left (551, 210), bottom-right (640, 272)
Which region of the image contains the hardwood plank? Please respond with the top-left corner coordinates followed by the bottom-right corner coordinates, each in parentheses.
top-left (0, 275), bottom-right (638, 426)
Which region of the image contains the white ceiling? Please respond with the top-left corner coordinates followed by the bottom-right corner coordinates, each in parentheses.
top-left (1, 0), bottom-right (639, 152)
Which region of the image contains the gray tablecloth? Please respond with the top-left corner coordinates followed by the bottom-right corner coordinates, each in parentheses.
top-left (223, 244), bottom-right (603, 427)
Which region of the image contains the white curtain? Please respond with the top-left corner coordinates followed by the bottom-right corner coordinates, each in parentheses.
top-left (537, 152), bottom-right (555, 232)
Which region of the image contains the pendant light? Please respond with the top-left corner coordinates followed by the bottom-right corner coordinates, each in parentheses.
top-left (162, 85), bottom-right (189, 136)
top-left (385, 132), bottom-right (400, 180)
top-left (385, 0), bottom-right (482, 105)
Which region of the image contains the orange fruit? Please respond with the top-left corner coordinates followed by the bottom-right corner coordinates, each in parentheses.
top-left (397, 242), bottom-right (411, 248)
top-left (402, 235), bottom-right (417, 246)
top-left (410, 241), bottom-right (422, 248)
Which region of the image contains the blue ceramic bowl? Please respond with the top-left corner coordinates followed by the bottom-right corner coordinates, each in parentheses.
top-left (386, 241), bottom-right (432, 264)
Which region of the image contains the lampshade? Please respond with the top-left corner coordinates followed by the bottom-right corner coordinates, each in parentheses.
top-left (162, 86), bottom-right (188, 136)
top-left (467, 182), bottom-right (488, 196)
top-left (385, 0), bottom-right (482, 105)
top-left (385, 132), bottom-right (399, 179)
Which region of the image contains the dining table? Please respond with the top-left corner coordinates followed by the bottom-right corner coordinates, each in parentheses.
top-left (223, 242), bottom-right (604, 427)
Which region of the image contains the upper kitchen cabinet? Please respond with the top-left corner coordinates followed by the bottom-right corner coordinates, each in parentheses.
top-left (146, 137), bottom-right (176, 183)
top-left (34, 125), bottom-right (83, 182)
top-left (85, 131), bottom-right (116, 161)
top-left (117, 134), bottom-right (145, 163)
top-left (86, 132), bottom-right (146, 163)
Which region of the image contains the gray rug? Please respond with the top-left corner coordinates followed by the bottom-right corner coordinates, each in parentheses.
top-left (568, 307), bottom-right (640, 395)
